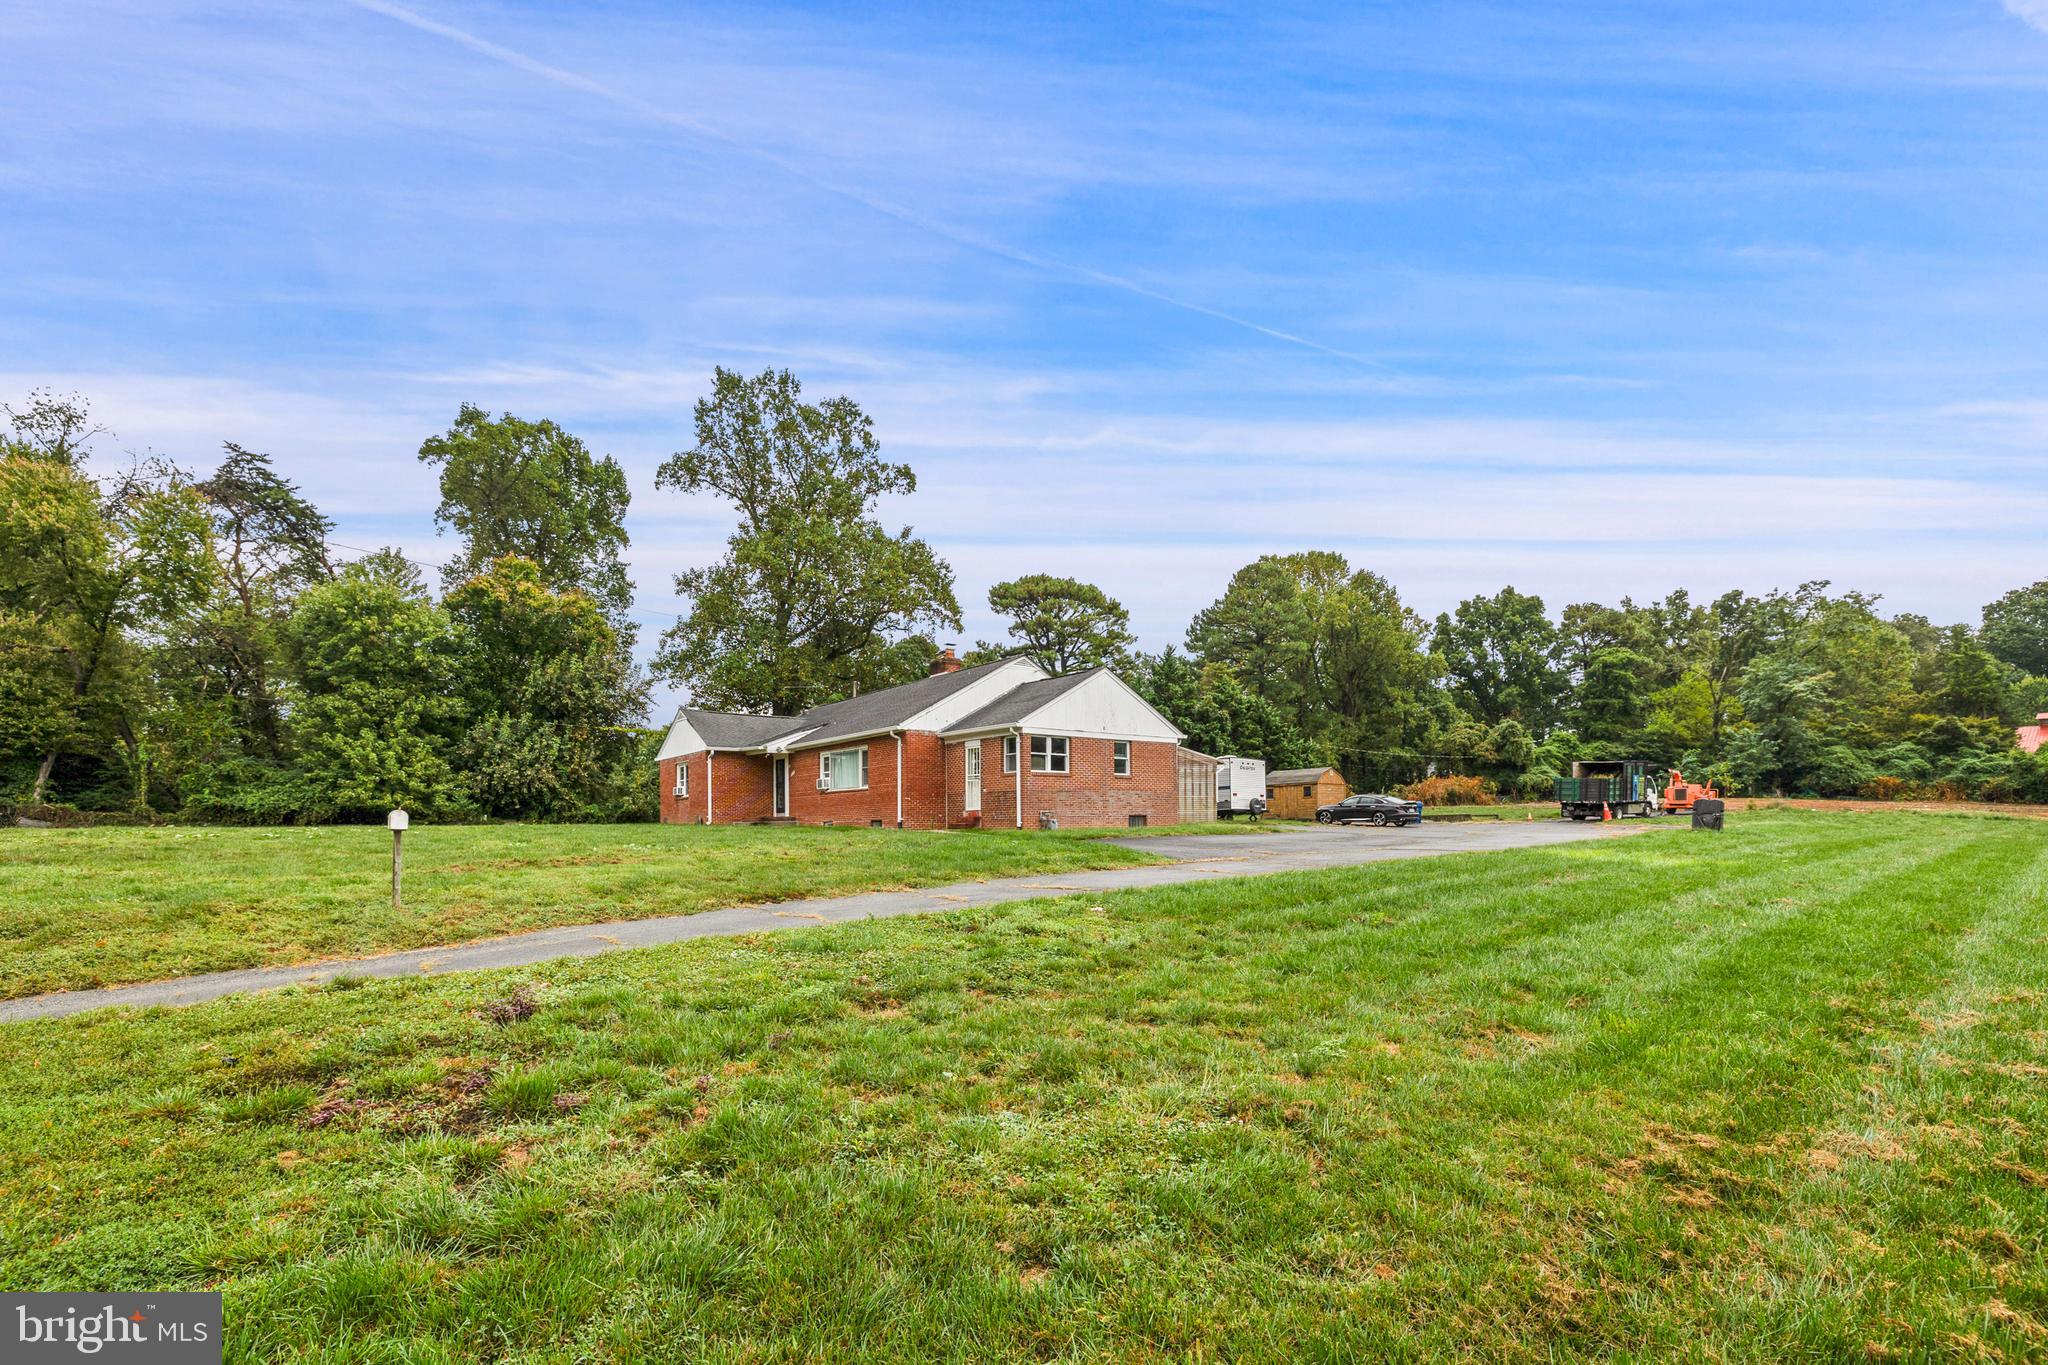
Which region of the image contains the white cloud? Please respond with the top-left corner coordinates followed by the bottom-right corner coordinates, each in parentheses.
top-left (2005, 1), bottom-right (2048, 35)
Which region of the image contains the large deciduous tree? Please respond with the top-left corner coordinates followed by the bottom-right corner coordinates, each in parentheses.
top-left (0, 409), bottom-right (214, 805)
top-left (445, 557), bottom-right (650, 819)
top-left (1186, 557), bottom-right (1314, 711)
top-left (1981, 580), bottom-right (2048, 678)
top-left (654, 368), bottom-right (960, 715)
top-left (1432, 587), bottom-right (1561, 729)
top-left (1931, 623), bottom-right (2004, 719)
top-left (1186, 552), bottom-right (1437, 784)
top-left (979, 574), bottom-right (1135, 674)
top-left (183, 444), bottom-right (333, 761)
top-left (418, 404), bottom-right (633, 623)
top-left (284, 552), bottom-right (468, 817)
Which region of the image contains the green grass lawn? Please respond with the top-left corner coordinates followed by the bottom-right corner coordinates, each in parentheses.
top-left (1421, 800), bottom-right (1559, 821)
top-left (1, 810), bottom-right (2043, 1360)
top-left (0, 824), bottom-right (1162, 999)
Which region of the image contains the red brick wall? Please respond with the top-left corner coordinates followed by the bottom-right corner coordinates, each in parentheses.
top-left (784, 734), bottom-right (948, 828)
top-left (658, 752), bottom-right (774, 824)
top-left (963, 734), bottom-right (1177, 829)
top-left (899, 732), bottom-right (947, 828)
top-left (1025, 736), bottom-right (1179, 828)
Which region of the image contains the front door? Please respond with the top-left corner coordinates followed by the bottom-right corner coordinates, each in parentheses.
top-left (773, 756), bottom-right (789, 817)
top-left (963, 743), bottom-right (981, 813)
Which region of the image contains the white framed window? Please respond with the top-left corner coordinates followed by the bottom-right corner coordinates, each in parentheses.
top-left (1002, 736), bottom-right (1017, 773)
top-left (821, 746), bottom-right (869, 791)
top-left (1030, 735), bottom-right (1068, 773)
top-left (1113, 740), bottom-right (1131, 777)
top-left (674, 762), bottom-right (689, 797)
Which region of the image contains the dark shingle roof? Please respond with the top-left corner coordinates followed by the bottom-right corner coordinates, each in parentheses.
top-left (781, 656), bottom-right (1028, 746)
top-left (678, 657), bottom-right (1030, 752)
top-left (681, 708), bottom-right (800, 751)
top-left (1266, 766), bottom-right (1342, 786)
top-left (943, 669), bottom-right (1100, 733)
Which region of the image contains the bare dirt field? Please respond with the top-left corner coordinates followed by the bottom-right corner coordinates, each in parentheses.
top-left (1729, 796), bottom-right (2048, 820)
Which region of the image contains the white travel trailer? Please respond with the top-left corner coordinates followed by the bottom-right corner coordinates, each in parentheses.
top-left (1215, 754), bottom-right (1267, 819)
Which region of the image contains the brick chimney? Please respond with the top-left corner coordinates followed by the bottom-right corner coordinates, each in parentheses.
top-left (930, 643), bottom-right (962, 675)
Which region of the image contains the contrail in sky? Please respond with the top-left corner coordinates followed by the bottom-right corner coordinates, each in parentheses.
top-left (349, 0), bottom-right (1393, 372)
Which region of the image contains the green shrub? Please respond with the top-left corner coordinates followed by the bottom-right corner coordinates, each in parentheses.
top-left (178, 758), bottom-right (339, 825)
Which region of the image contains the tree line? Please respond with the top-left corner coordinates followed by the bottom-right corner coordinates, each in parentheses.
top-left (1138, 563), bottom-right (2048, 803)
top-left (6, 370), bottom-right (2046, 821)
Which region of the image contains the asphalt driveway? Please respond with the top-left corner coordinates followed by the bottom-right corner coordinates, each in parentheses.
top-left (0, 818), bottom-right (1651, 1022)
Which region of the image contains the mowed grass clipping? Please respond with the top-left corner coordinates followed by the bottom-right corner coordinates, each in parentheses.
top-left (2, 811), bottom-right (2045, 1361)
top-left (0, 823), bottom-right (1161, 998)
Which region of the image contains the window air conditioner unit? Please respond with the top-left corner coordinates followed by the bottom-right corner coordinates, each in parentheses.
top-left (816, 778), bottom-right (831, 791)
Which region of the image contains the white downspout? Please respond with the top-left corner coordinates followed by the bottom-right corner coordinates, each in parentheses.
top-left (1014, 726), bottom-right (1024, 829)
top-left (705, 750), bottom-right (714, 825)
top-left (895, 732), bottom-right (903, 829)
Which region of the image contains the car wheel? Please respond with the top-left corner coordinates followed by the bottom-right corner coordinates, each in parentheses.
top-left (1316, 810), bottom-right (1334, 823)
top-left (1370, 812), bottom-right (1387, 827)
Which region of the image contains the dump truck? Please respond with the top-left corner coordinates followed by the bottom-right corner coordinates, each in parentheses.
top-left (1556, 759), bottom-right (1665, 820)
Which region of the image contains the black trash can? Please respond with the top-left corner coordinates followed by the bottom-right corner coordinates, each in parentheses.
top-left (1691, 797), bottom-right (1724, 831)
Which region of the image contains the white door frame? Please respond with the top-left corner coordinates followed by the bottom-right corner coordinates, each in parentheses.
top-left (772, 755), bottom-right (789, 817)
top-left (963, 742), bottom-right (981, 813)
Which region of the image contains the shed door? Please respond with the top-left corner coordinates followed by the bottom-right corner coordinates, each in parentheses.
top-left (964, 744), bottom-right (981, 812)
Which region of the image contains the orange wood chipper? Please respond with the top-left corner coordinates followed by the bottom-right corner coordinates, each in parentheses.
top-left (1660, 768), bottom-right (1720, 813)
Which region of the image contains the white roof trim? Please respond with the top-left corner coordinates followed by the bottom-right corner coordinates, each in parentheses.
top-left (759, 727), bottom-right (820, 753)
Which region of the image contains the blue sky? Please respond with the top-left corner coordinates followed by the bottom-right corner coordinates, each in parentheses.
top-left (6, 0), bottom-right (2048, 710)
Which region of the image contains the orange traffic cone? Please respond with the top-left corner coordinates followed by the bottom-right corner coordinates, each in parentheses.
top-left (1601, 802), bottom-right (1612, 822)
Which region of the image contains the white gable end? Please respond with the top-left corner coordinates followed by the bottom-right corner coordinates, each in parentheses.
top-left (1016, 672), bottom-right (1182, 742)
top-left (655, 713), bottom-right (707, 761)
top-left (903, 657), bottom-right (1048, 731)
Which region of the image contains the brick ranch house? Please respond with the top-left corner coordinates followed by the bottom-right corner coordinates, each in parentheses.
top-left (655, 649), bottom-right (1189, 830)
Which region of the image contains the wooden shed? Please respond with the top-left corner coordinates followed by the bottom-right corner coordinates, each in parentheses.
top-left (1174, 747), bottom-right (1220, 823)
top-left (1264, 766), bottom-right (1348, 819)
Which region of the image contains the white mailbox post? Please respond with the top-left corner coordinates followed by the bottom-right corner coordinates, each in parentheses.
top-left (387, 808), bottom-right (410, 909)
